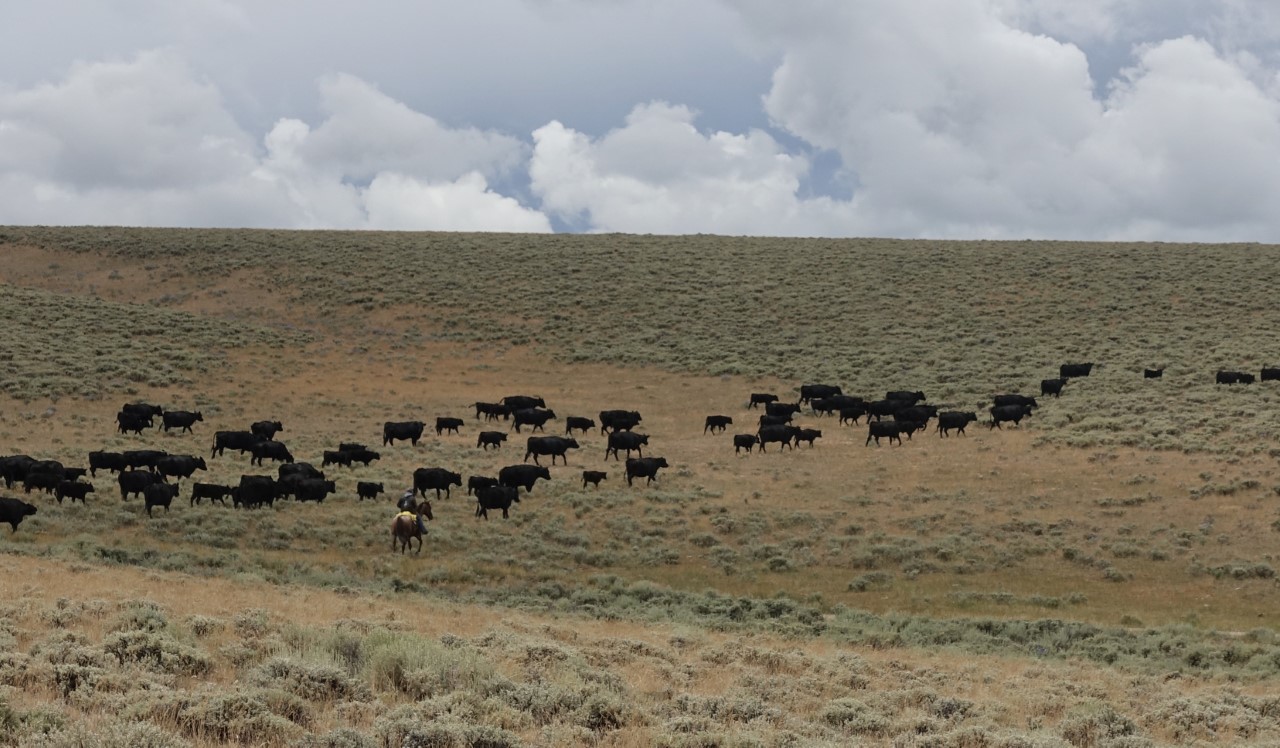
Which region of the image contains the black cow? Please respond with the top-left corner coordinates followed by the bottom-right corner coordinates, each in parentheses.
top-left (1144, 368), bottom-right (1164, 379)
top-left (605, 432), bottom-right (649, 461)
top-left (356, 481), bottom-right (384, 501)
top-left (766, 401), bottom-right (802, 418)
top-left (993, 395), bottom-right (1037, 410)
top-left (886, 390), bottom-right (926, 404)
top-left (250, 440), bottom-right (293, 466)
top-left (898, 420), bottom-right (927, 440)
top-left (866, 399), bottom-right (907, 421)
top-left (0, 456), bottom-right (36, 489)
top-left (467, 476), bottom-right (499, 495)
top-left (758, 413), bottom-right (792, 428)
top-left (23, 472), bottom-right (61, 495)
top-left (295, 479), bottom-right (336, 503)
top-left (1217, 370), bottom-right (1254, 385)
top-left (1040, 378), bottom-right (1067, 397)
top-left (895, 405), bottom-right (939, 424)
top-left (525, 436), bottom-right (579, 466)
top-left (1060, 363), bottom-right (1094, 378)
top-left (503, 395), bottom-right (546, 413)
top-left (475, 485), bottom-right (520, 520)
top-left (251, 420), bottom-right (285, 440)
top-left (55, 480), bottom-right (95, 504)
top-left (582, 470), bottom-right (607, 488)
top-left (511, 408), bottom-right (557, 433)
top-left (117, 413), bottom-right (151, 435)
top-left (477, 431), bottom-right (507, 450)
top-left (337, 442), bottom-right (367, 453)
top-left (937, 411), bottom-right (978, 436)
top-left (794, 428), bottom-right (822, 447)
top-left (122, 402), bottom-right (164, 420)
top-left (839, 405), bottom-right (867, 425)
top-left (436, 417), bottom-right (464, 435)
top-left (990, 404), bottom-right (1034, 429)
top-left (704, 415), bottom-right (733, 434)
top-left (156, 455), bottom-right (207, 481)
top-left (565, 416), bottom-right (595, 435)
top-left (413, 467), bottom-right (462, 499)
top-left (191, 482), bottom-right (232, 506)
top-left (748, 393), bottom-right (779, 409)
top-left (161, 410), bottom-right (203, 433)
top-left (810, 398), bottom-right (842, 417)
top-left (322, 450), bottom-right (353, 468)
top-left (1262, 367), bottom-right (1280, 382)
top-left (498, 464), bottom-right (551, 494)
top-left (279, 462), bottom-right (324, 481)
top-left (799, 384), bottom-right (842, 404)
top-left (346, 448), bottom-right (380, 466)
top-left (0, 498), bottom-right (37, 531)
top-left (119, 469), bottom-right (162, 500)
top-left (599, 410), bottom-right (642, 434)
top-left (62, 467), bottom-right (88, 482)
top-left (123, 450), bottom-right (167, 471)
top-left (733, 434), bottom-right (759, 454)
top-left (474, 402), bottom-right (510, 421)
top-left (88, 450), bottom-right (126, 478)
top-left (866, 421), bottom-right (905, 446)
top-left (212, 431), bottom-right (262, 459)
top-left (233, 476), bottom-right (277, 509)
top-left (625, 457), bottom-right (669, 486)
top-left (758, 425), bottom-right (799, 452)
top-left (383, 421), bottom-right (426, 446)
top-left (143, 482), bottom-right (179, 517)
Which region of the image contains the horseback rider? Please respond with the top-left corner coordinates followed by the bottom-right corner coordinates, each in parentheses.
top-left (398, 488), bottom-right (425, 534)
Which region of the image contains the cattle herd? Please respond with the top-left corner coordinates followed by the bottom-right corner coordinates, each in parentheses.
top-left (0, 360), bottom-right (1272, 541)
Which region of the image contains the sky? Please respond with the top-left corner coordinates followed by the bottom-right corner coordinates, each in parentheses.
top-left (1, 0), bottom-right (1279, 240)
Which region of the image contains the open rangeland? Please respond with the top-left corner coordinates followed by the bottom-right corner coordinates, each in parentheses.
top-left (2, 227), bottom-right (1280, 746)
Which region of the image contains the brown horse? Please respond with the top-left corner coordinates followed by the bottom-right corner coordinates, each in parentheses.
top-left (391, 501), bottom-right (433, 554)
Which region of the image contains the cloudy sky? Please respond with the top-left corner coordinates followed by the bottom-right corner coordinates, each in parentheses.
top-left (2, 0), bottom-right (1279, 240)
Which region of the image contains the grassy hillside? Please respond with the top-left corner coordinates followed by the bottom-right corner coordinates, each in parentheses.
top-left (1, 227), bottom-right (1279, 746)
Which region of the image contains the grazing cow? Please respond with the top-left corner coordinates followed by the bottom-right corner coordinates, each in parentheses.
top-left (191, 482), bottom-right (232, 506)
top-left (475, 485), bottom-right (520, 520)
top-left (212, 431), bottom-right (262, 459)
top-left (279, 463), bottom-right (324, 482)
top-left (895, 405), bottom-right (939, 424)
top-left (625, 457), bottom-right (669, 486)
top-left (233, 476), bottom-right (277, 509)
top-left (251, 420), bottom-right (284, 440)
top-left (23, 472), bottom-right (61, 495)
top-left (322, 450), bottom-right (353, 468)
top-left (794, 428), bottom-right (822, 447)
top-left (605, 431), bottom-right (649, 461)
top-left (122, 402), bottom-right (164, 420)
top-left (565, 416), bottom-right (596, 435)
top-left (990, 404), bottom-right (1034, 429)
top-left (0, 498), bottom-right (37, 532)
top-left (766, 401), bottom-right (802, 418)
top-left (511, 408), bottom-right (557, 433)
top-left (62, 467), bottom-right (88, 482)
top-left (758, 425), bottom-right (800, 452)
top-left (733, 434), bottom-right (759, 454)
top-left (88, 450), bottom-right (126, 478)
top-left (467, 476), bottom-right (499, 496)
top-left (161, 410), bottom-right (203, 433)
top-left (582, 470), bottom-right (607, 488)
top-left (55, 481), bottom-right (95, 504)
top-left (436, 417), bottom-right (464, 435)
top-left (1144, 368), bottom-right (1164, 379)
top-left (799, 384), bottom-right (842, 405)
top-left (156, 455), bottom-right (208, 481)
top-left (866, 421), bottom-right (905, 446)
top-left (498, 464), bottom-right (551, 494)
top-left (143, 482), bottom-right (179, 517)
top-left (250, 440), bottom-right (293, 467)
top-left (525, 436), bottom-right (579, 466)
top-left (295, 479), bottom-right (337, 503)
top-left (1060, 363), bottom-right (1094, 379)
top-left (839, 406), bottom-right (868, 425)
top-left (1262, 367), bottom-right (1280, 382)
top-left (0, 455), bottom-right (36, 489)
top-left (502, 395), bottom-right (546, 413)
top-left (992, 395), bottom-right (1037, 410)
top-left (1217, 370), bottom-right (1254, 385)
top-left (117, 412), bottom-right (151, 435)
top-left (704, 415), bottom-right (733, 434)
top-left (758, 413), bottom-right (792, 428)
top-left (936, 411), bottom-right (978, 436)
top-left (474, 402), bottom-right (510, 421)
top-left (383, 421), bottom-right (426, 446)
top-left (477, 431), bottom-right (507, 450)
top-left (344, 448), bottom-right (380, 466)
top-left (356, 481), bottom-right (385, 501)
top-left (118, 469), bottom-right (162, 500)
top-left (599, 410), bottom-right (642, 434)
top-left (123, 450), bottom-right (167, 472)
top-left (413, 467), bottom-right (462, 499)
top-left (866, 399), bottom-right (907, 421)
top-left (1040, 378), bottom-right (1067, 397)
top-left (886, 390), bottom-right (926, 404)
top-left (748, 393), bottom-right (779, 409)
